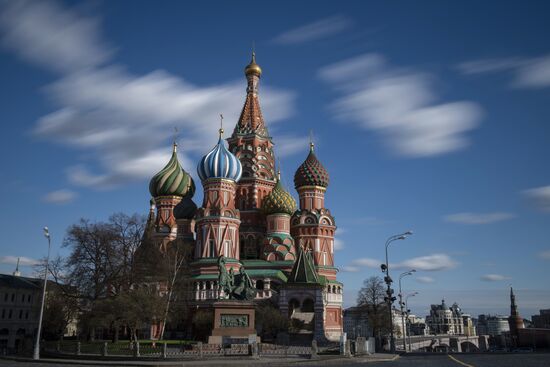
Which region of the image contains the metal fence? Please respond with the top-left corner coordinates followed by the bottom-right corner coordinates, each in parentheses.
top-left (43, 340), bottom-right (312, 359)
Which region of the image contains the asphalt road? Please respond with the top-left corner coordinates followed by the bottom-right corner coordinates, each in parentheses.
top-left (356, 354), bottom-right (550, 367)
top-left (1, 354), bottom-right (550, 367)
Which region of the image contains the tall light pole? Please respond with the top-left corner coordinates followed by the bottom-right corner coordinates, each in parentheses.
top-left (33, 227), bottom-right (51, 360)
top-left (398, 270), bottom-right (416, 351)
top-left (405, 292), bottom-right (418, 352)
top-left (381, 231), bottom-right (412, 353)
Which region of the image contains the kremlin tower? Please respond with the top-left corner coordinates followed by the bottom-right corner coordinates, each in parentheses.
top-left (508, 287), bottom-right (524, 345)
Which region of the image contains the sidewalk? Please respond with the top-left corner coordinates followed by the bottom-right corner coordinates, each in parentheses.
top-left (2, 353), bottom-right (400, 366)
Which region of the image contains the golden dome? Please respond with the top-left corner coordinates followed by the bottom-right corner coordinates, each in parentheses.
top-left (244, 52), bottom-right (262, 77)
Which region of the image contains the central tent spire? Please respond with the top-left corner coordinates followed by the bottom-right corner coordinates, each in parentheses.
top-left (234, 51), bottom-right (268, 137)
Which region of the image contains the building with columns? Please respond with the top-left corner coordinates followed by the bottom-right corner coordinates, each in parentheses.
top-left (136, 53), bottom-right (343, 342)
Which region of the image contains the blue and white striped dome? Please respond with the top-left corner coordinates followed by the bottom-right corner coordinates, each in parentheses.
top-left (197, 133), bottom-right (242, 182)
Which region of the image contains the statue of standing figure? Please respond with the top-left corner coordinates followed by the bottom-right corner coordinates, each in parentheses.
top-left (217, 256), bottom-right (256, 301)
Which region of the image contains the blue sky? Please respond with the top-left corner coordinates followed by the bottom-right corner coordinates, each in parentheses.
top-left (1, 0), bottom-right (549, 318)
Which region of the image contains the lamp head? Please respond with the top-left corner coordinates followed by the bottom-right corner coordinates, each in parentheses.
top-left (397, 235), bottom-right (406, 240)
top-left (404, 230), bottom-right (413, 236)
top-left (43, 227), bottom-right (50, 239)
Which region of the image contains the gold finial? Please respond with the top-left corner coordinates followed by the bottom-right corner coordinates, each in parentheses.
top-left (277, 169), bottom-right (281, 181)
top-left (219, 114), bottom-right (224, 137)
top-left (309, 130), bottom-right (315, 152)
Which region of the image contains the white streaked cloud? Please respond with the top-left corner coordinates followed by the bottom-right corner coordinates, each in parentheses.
top-left (444, 212), bottom-right (515, 225)
top-left (416, 276), bottom-right (435, 284)
top-left (395, 254), bottom-right (458, 272)
top-left (538, 250), bottom-right (550, 260)
top-left (319, 54), bottom-right (482, 158)
top-left (0, 0), bottom-right (300, 190)
top-left (42, 189), bottom-right (77, 204)
top-left (457, 54), bottom-right (550, 89)
top-left (341, 266), bottom-right (360, 273)
top-left (0, 0), bottom-right (111, 73)
top-left (523, 185), bottom-right (550, 212)
top-left (333, 237), bottom-right (345, 251)
top-left (0, 256), bottom-right (39, 266)
top-left (272, 15), bottom-right (352, 45)
top-left (351, 257), bottom-right (380, 268)
top-left (347, 253), bottom-right (458, 273)
top-left (480, 274), bottom-right (511, 282)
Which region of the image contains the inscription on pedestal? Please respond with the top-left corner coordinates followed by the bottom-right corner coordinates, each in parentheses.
top-left (220, 314), bottom-right (249, 328)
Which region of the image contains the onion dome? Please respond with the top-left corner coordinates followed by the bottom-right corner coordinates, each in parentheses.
top-left (262, 172), bottom-right (297, 215)
top-left (244, 52), bottom-right (262, 78)
top-left (197, 129), bottom-right (242, 182)
top-left (294, 142), bottom-right (330, 189)
top-left (149, 143), bottom-right (195, 198)
top-left (173, 196), bottom-right (198, 220)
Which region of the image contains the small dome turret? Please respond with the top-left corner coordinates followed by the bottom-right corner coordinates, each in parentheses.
top-left (149, 143), bottom-right (195, 198)
top-left (174, 196), bottom-right (198, 220)
top-left (262, 172), bottom-right (297, 215)
top-left (197, 129), bottom-right (242, 182)
top-left (294, 143), bottom-right (330, 189)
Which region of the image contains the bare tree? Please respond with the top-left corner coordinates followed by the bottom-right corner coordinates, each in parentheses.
top-left (357, 276), bottom-right (392, 349)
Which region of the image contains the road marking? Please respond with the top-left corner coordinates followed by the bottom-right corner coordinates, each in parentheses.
top-left (448, 354), bottom-right (475, 367)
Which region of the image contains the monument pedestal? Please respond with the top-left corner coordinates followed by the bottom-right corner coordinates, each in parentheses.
top-left (208, 300), bottom-right (258, 344)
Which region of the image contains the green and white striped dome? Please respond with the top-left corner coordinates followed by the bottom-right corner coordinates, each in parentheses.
top-left (149, 143), bottom-right (195, 198)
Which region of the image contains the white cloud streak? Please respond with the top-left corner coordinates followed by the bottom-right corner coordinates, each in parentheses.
top-left (538, 250), bottom-right (550, 260)
top-left (395, 254), bottom-right (457, 272)
top-left (0, 0), bottom-right (111, 73)
top-left (0, 256), bottom-right (38, 266)
top-left (42, 189), bottom-right (77, 204)
top-left (333, 237), bottom-right (345, 251)
top-left (457, 54), bottom-right (550, 89)
top-left (273, 15), bottom-right (352, 45)
top-left (320, 54), bottom-right (482, 158)
top-left (416, 276), bottom-right (435, 284)
top-left (341, 266), bottom-right (360, 273)
top-left (0, 1), bottom-right (300, 189)
top-left (444, 212), bottom-right (515, 225)
top-left (523, 185), bottom-right (550, 212)
top-left (480, 274), bottom-right (511, 282)
top-left (349, 253), bottom-right (457, 272)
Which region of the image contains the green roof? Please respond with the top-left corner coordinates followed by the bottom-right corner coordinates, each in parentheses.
top-left (246, 269), bottom-right (288, 282)
top-left (287, 246), bottom-right (320, 284)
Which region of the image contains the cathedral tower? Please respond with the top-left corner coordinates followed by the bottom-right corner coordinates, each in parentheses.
top-left (291, 142), bottom-right (337, 280)
top-left (227, 53), bottom-right (276, 260)
top-left (147, 142), bottom-right (196, 248)
top-left (195, 127), bottom-right (243, 262)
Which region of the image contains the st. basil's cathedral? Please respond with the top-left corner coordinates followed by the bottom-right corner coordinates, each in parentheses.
top-left (139, 54), bottom-right (343, 342)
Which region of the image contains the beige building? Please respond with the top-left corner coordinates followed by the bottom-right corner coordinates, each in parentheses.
top-left (0, 273), bottom-right (42, 354)
top-left (426, 299), bottom-right (476, 336)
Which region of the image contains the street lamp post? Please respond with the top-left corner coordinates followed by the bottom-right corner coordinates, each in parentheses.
top-left (398, 270), bottom-right (416, 352)
top-left (381, 231), bottom-right (412, 353)
top-left (33, 227), bottom-right (52, 360)
top-left (405, 292), bottom-right (418, 352)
